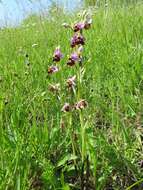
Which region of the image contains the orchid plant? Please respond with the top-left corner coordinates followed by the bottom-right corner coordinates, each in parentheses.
top-left (47, 11), bottom-right (92, 188)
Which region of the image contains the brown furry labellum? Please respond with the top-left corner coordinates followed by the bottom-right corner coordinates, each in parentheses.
top-left (84, 23), bottom-right (91, 30)
top-left (61, 103), bottom-right (71, 112)
top-left (48, 66), bottom-right (59, 74)
top-left (75, 99), bottom-right (88, 110)
top-left (67, 52), bottom-right (79, 66)
top-left (67, 75), bottom-right (76, 88)
top-left (67, 58), bottom-right (76, 66)
top-left (49, 83), bottom-right (60, 93)
top-left (53, 55), bottom-right (61, 62)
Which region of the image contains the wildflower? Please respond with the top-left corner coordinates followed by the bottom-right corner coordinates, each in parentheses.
top-left (67, 75), bottom-right (76, 88)
top-left (67, 52), bottom-right (79, 66)
top-left (48, 65), bottom-right (59, 74)
top-left (84, 16), bottom-right (92, 30)
top-left (49, 83), bottom-right (60, 93)
top-left (53, 47), bottom-right (63, 62)
top-left (61, 103), bottom-right (71, 112)
top-left (71, 35), bottom-right (77, 48)
top-left (75, 99), bottom-right (88, 110)
top-left (73, 22), bottom-right (85, 32)
top-left (71, 34), bottom-right (85, 48)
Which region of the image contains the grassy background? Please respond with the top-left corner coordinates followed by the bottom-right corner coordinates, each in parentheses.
top-left (0, 2), bottom-right (143, 190)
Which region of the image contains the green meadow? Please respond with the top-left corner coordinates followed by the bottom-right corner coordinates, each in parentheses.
top-left (0, 2), bottom-right (143, 190)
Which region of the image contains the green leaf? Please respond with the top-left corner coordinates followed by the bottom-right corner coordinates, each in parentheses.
top-left (57, 154), bottom-right (77, 168)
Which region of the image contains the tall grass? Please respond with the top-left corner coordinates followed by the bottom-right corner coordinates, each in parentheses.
top-left (0, 2), bottom-right (143, 190)
top-left (84, 0), bottom-right (142, 6)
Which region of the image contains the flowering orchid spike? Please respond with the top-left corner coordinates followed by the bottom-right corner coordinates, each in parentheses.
top-left (53, 47), bottom-right (63, 62)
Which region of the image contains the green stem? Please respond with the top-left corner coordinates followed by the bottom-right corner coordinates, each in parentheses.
top-left (69, 113), bottom-right (77, 166)
top-left (79, 110), bottom-right (86, 163)
top-left (126, 178), bottom-right (143, 190)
